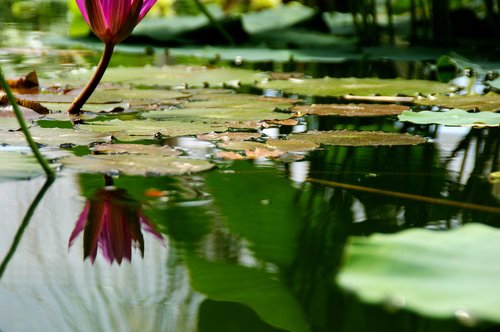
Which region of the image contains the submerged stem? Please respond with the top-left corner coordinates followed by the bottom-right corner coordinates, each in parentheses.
top-left (67, 42), bottom-right (115, 114)
top-left (0, 68), bottom-right (55, 178)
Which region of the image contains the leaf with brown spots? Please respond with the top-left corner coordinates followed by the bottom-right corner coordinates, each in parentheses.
top-left (292, 104), bottom-right (409, 117)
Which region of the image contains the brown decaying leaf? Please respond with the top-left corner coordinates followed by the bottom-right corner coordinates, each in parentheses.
top-left (265, 119), bottom-right (299, 126)
top-left (245, 148), bottom-right (283, 159)
top-left (270, 72), bottom-right (305, 80)
top-left (216, 151), bottom-right (246, 160)
top-left (0, 91), bottom-right (50, 115)
top-left (292, 103), bottom-right (409, 117)
top-left (0, 71), bottom-right (39, 90)
top-left (225, 120), bottom-right (269, 129)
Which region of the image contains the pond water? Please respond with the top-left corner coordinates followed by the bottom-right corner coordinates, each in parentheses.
top-left (1, 3), bottom-right (499, 332)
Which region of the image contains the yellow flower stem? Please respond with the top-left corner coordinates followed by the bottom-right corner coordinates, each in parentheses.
top-left (0, 68), bottom-right (55, 178)
top-left (67, 42), bottom-right (115, 114)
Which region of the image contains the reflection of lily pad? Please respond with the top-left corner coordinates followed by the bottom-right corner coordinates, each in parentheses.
top-left (0, 151), bottom-right (45, 180)
top-left (414, 93), bottom-right (500, 112)
top-left (242, 3), bottom-right (315, 34)
top-left (337, 224), bottom-right (500, 323)
top-left (257, 77), bottom-right (452, 97)
top-left (289, 130), bottom-right (426, 146)
top-left (292, 103), bottom-right (409, 117)
top-left (79, 119), bottom-right (227, 139)
top-left (61, 154), bottom-right (213, 175)
top-left (398, 109), bottom-right (500, 127)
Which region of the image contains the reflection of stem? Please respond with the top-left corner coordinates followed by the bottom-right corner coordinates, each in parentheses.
top-left (0, 68), bottom-right (55, 178)
top-left (307, 178), bottom-right (500, 214)
top-left (67, 43), bottom-right (115, 114)
top-left (0, 177), bottom-right (55, 279)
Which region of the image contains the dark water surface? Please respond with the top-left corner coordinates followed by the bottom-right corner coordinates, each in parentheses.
top-left (1, 4), bottom-right (499, 332)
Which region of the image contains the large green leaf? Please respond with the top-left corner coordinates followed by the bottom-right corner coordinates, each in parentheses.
top-left (242, 3), bottom-right (315, 34)
top-left (414, 93), bottom-right (500, 112)
top-left (256, 77), bottom-right (452, 98)
top-left (337, 224), bottom-right (500, 323)
top-left (186, 254), bottom-right (310, 332)
top-left (398, 109), bottom-right (500, 127)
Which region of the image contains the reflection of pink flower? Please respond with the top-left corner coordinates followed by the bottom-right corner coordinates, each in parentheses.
top-left (69, 186), bottom-right (162, 264)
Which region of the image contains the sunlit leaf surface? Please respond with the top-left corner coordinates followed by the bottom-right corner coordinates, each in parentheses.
top-left (289, 130), bottom-right (426, 146)
top-left (399, 109), bottom-right (500, 127)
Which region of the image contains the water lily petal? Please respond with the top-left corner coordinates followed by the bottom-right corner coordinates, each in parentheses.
top-left (84, 0), bottom-right (109, 40)
top-left (112, 0), bottom-right (143, 43)
top-left (138, 0), bottom-right (158, 21)
top-left (84, 199), bottom-right (108, 263)
top-left (75, 0), bottom-right (90, 24)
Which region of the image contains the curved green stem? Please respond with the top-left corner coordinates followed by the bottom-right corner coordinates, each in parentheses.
top-left (0, 68), bottom-right (55, 178)
top-left (67, 43), bottom-right (115, 114)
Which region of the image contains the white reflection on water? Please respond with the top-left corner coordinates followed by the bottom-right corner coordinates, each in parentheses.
top-left (0, 175), bottom-right (201, 332)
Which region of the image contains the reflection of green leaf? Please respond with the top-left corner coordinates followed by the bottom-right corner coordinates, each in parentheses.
top-left (398, 109), bottom-right (500, 127)
top-left (186, 254), bottom-right (309, 332)
top-left (0, 151), bottom-right (45, 181)
top-left (205, 163), bottom-right (301, 268)
top-left (337, 224), bottom-right (500, 323)
top-left (257, 77), bottom-right (452, 97)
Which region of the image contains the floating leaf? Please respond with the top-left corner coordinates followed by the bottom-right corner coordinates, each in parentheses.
top-left (256, 78), bottom-right (452, 98)
top-left (289, 130), bottom-right (426, 146)
top-left (415, 93), bottom-right (500, 112)
top-left (242, 3), bottom-right (315, 34)
top-left (398, 109), bottom-right (500, 127)
top-left (197, 132), bottom-right (262, 142)
top-left (91, 143), bottom-right (181, 156)
top-left (61, 154), bottom-right (213, 175)
top-left (292, 103), bottom-right (409, 117)
top-left (337, 224), bottom-right (500, 323)
top-left (78, 118), bottom-right (227, 139)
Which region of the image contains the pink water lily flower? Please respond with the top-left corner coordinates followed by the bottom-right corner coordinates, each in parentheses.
top-left (69, 186), bottom-right (163, 264)
top-left (68, 0), bottom-right (157, 114)
top-left (76, 0), bottom-right (157, 44)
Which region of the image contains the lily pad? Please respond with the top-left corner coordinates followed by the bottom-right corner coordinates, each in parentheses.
top-left (414, 93), bottom-right (500, 112)
top-left (398, 109), bottom-right (500, 127)
top-left (46, 65), bottom-right (268, 90)
top-left (242, 3), bottom-right (316, 34)
top-left (197, 132), bottom-right (262, 142)
top-left (0, 127), bottom-right (113, 147)
top-left (289, 130), bottom-right (426, 146)
top-left (337, 224), bottom-right (500, 323)
top-left (292, 103), bottom-right (410, 117)
top-left (142, 93), bottom-right (294, 122)
top-left (78, 119), bottom-right (227, 139)
top-left (61, 154), bottom-right (213, 175)
top-left (257, 77), bottom-right (452, 98)
top-left (91, 143), bottom-right (181, 156)
top-left (0, 151), bottom-right (45, 180)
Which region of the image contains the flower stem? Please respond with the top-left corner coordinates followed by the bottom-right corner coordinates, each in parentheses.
top-left (67, 43), bottom-right (115, 114)
top-left (0, 68), bottom-right (55, 178)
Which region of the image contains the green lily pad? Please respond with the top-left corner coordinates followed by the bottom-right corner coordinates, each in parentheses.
top-left (289, 130), bottom-right (426, 146)
top-left (398, 109), bottom-right (500, 127)
top-left (292, 103), bottom-right (410, 117)
top-left (78, 118), bottom-right (227, 139)
top-left (337, 223), bottom-right (500, 323)
top-left (0, 127), bottom-right (113, 147)
top-left (61, 154), bottom-right (213, 175)
top-left (197, 132), bottom-right (262, 142)
top-left (256, 77), bottom-right (452, 98)
top-left (142, 93), bottom-right (293, 122)
top-left (46, 65), bottom-right (268, 90)
top-left (0, 151), bottom-right (45, 180)
top-left (242, 3), bottom-right (316, 34)
top-left (414, 93), bottom-right (500, 112)
top-left (220, 138), bottom-right (318, 153)
top-left (91, 143), bottom-right (181, 156)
